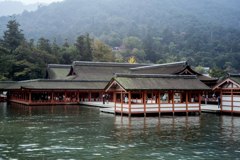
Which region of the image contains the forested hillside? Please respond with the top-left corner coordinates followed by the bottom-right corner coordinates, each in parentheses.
top-left (0, 1), bottom-right (39, 16)
top-left (0, 0), bottom-right (239, 41)
top-left (0, 0), bottom-right (240, 80)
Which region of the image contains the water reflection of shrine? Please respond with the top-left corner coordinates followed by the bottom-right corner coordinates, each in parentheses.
top-left (7, 103), bottom-right (82, 116)
top-left (220, 116), bottom-right (240, 142)
top-left (113, 116), bottom-right (201, 141)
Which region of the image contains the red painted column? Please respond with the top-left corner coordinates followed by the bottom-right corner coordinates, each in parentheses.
top-left (64, 91), bottom-right (67, 103)
top-left (231, 89), bottom-right (233, 115)
top-left (144, 91), bottom-right (147, 117)
top-left (198, 92), bottom-right (201, 113)
top-left (186, 92), bottom-right (189, 115)
top-left (88, 92), bottom-right (91, 102)
top-left (220, 90), bottom-right (223, 112)
top-left (172, 91), bottom-right (175, 116)
top-left (121, 91), bottom-right (123, 116)
top-left (128, 91), bottom-right (132, 117)
top-left (77, 90), bottom-right (80, 103)
top-left (51, 91), bottom-right (54, 104)
top-left (158, 91), bottom-right (161, 116)
top-left (29, 91), bottom-right (32, 104)
top-left (113, 92), bottom-right (116, 114)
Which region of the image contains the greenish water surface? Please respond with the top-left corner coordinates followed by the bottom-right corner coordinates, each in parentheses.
top-left (0, 102), bottom-right (240, 159)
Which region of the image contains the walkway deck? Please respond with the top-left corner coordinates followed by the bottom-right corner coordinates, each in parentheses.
top-left (79, 102), bottom-right (114, 108)
top-left (201, 104), bottom-right (220, 113)
top-left (80, 102), bottom-right (115, 114)
top-left (80, 102), bottom-right (220, 115)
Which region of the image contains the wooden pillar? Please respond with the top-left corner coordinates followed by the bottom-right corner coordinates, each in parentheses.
top-left (114, 92), bottom-right (117, 114)
top-left (64, 91), bottom-right (67, 103)
top-left (128, 91), bottom-right (132, 117)
top-left (89, 92), bottom-right (91, 102)
top-left (198, 92), bottom-right (201, 114)
top-left (158, 91), bottom-right (161, 117)
top-left (220, 90), bottom-right (223, 113)
top-left (172, 91), bottom-right (175, 116)
top-left (186, 92), bottom-right (189, 116)
top-left (144, 91), bottom-right (147, 117)
top-left (151, 92), bottom-right (153, 103)
top-left (121, 91), bottom-right (123, 116)
top-left (51, 91), bottom-right (54, 103)
top-left (231, 89), bottom-right (233, 115)
top-left (101, 92), bottom-right (104, 101)
top-left (77, 90), bottom-right (80, 103)
top-left (29, 91), bottom-right (32, 104)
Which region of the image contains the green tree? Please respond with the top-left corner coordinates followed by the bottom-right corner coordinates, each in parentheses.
top-left (195, 65), bottom-right (206, 74)
top-left (131, 48), bottom-right (146, 62)
top-left (75, 33), bottom-right (93, 61)
top-left (209, 67), bottom-right (226, 78)
top-left (123, 36), bottom-right (142, 50)
top-left (0, 47), bottom-right (13, 80)
top-left (59, 45), bottom-right (78, 64)
top-left (92, 40), bottom-right (115, 62)
top-left (2, 19), bottom-right (25, 53)
top-left (37, 37), bottom-right (52, 53)
top-left (51, 38), bottom-right (60, 56)
top-left (10, 42), bottom-right (43, 80)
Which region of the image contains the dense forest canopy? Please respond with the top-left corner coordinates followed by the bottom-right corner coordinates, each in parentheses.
top-left (0, 0), bottom-right (240, 80)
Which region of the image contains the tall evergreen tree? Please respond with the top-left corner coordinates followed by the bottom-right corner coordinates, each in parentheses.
top-left (37, 37), bottom-right (52, 53)
top-left (75, 33), bottom-right (93, 61)
top-left (2, 19), bottom-right (25, 53)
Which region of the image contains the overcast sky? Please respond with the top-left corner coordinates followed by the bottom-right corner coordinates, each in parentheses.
top-left (0, 0), bottom-right (63, 4)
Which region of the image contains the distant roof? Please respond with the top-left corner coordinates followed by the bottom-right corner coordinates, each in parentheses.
top-left (130, 61), bottom-right (217, 83)
top-left (5, 79), bottom-right (107, 90)
top-left (69, 61), bottom-right (149, 81)
top-left (130, 61), bottom-right (187, 74)
top-left (213, 73), bottom-right (240, 90)
top-left (227, 74), bottom-right (240, 84)
top-left (105, 73), bottom-right (210, 91)
top-left (0, 81), bottom-right (16, 90)
top-left (46, 64), bottom-right (71, 79)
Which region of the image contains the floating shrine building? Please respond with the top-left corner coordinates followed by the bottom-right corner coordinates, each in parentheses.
top-left (105, 73), bottom-right (209, 116)
top-left (213, 74), bottom-right (240, 114)
top-left (0, 61), bottom-right (221, 115)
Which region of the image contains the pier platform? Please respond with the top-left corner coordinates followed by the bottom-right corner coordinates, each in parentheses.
top-left (80, 102), bottom-right (221, 115)
top-left (201, 104), bottom-right (220, 113)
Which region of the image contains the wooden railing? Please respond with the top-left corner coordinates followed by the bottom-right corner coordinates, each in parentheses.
top-left (115, 102), bottom-right (200, 114)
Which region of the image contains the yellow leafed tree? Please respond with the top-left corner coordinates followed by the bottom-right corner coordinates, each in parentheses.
top-left (128, 56), bottom-right (136, 64)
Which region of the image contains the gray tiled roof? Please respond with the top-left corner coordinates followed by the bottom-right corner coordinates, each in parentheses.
top-left (227, 74), bottom-right (240, 84)
top-left (0, 81), bottom-right (16, 90)
top-left (70, 61), bottom-right (149, 81)
top-left (130, 61), bottom-right (187, 74)
top-left (5, 79), bottom-right (107, 90)
top-left (106, 74), bottom-right (210, 91)
top-left (46, 64), bottom-right (71, 79)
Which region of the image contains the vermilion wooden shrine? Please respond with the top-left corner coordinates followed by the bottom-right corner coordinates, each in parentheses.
top-left (0, 61), bottom-right (216, 113)
top-left (213, 74), bottom-right (240, 114)
top-left (105, 74), bottom-right (210, 116)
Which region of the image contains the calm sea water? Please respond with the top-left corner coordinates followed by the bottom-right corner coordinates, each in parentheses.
top-left (0, 102), bottom-right (240, 160)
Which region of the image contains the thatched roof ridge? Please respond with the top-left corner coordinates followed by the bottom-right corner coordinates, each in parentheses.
top-left (106, 73), bottom-right (210, 91)
top-left (47, 64), bottom-right (71, 68)
top-left (130, 61), bottom-right (187, 70)
top-left (73, 61), bottom-right (149, 67)
top-left (114, 73), bottom-right (197, 79)
top-left (46, 64), bottom-right (72, 79)
top-left (0, 81), bottom-right (16, 90)
top-left (70, 61), bottom-right (148, 81)
top-left (5, 79), bottom-right (107, 90)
